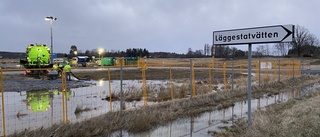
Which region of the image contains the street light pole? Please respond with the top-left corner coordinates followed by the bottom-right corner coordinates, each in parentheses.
top-left (98, 48), bottom-right (104, 66)
top-left (45, 16), bottom-right (57, 63)
top-left (98, 48), bottom-right (104, 59)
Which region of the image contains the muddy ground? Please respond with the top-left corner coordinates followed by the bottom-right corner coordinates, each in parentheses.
top-left (2, 73), bottom-right (94, 91)
top-left (3, 68), bottom-right (239, 92)
top-left (73, 67), bottom-right (242, 80)
top-left (8, 75), bottom-right (320, 137)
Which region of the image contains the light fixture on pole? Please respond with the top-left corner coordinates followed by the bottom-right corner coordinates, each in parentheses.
top-left (45, 16), bottom-right (57, 63)
top-left (98, 48), bottom-right (104, 59)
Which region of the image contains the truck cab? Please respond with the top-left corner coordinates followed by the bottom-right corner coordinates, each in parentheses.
top-left (77, 56), bottom-right (89, 67)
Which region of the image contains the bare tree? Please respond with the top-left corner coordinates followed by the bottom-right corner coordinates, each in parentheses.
top-left (256, 45), bottom-right (265, 56)
top-left (263, 44), bottom-right (270, 56)
top-left (222, 46), bottom-right (232, 58)
top-left (203, 44), bottom-right (207, 56)
top-left (230, 47), bottom-right (237, 57)
top-left (292, 25), bottom-right (311, 56)
top-left (215, 45), bottom-right (223, 57)
top-left (69, 45), bottom-right (78, 55)
top-left (206, 44), bottom-right (210, 56)
top-left (187, 48), bottom-right (192, 55)
top-left (211, 45), bottom-right (215, 56)
top-left (203, 43), bottom-right (211, 56)
top-left (275, 43), bottom-right (286, 56)
top-left (308, 34), bottom-right (320, 47)
top-left (85, 50), bottom-right (90, 55)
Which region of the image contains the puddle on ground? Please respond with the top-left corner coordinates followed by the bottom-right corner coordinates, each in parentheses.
top-left (0, 79), bottom-right (187, 135)
top-left (110, 83), bottom-right (320, 137)
top-left (0, 81), bottom-right (319, 136)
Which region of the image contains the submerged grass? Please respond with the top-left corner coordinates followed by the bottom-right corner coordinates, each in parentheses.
top-left (216, 78), bottom-right (320, 137)
top-left (16, 111), bottom-right (28, 119)
top-left (74, 105), bottom-right (92, 116)
top-left (9, 75), bottom-right (320, 137)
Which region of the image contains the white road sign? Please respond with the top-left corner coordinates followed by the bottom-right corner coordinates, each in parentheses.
top-left (213, 25), bottom-right (294, 45)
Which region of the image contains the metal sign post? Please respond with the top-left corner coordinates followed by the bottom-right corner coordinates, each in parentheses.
top-left (247, 44), bottom-right (252, 127)
top-left (213, 24), bottom-right (294, 128)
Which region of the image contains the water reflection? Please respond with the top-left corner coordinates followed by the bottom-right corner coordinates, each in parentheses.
top-left (98, 79), bottom-right (104, 87)
top-left (1, 82), bottom-right (319, 136)
top-left (26, 91), bottom-right (52, 112)
top-left (25, 90), bottom-right (71, 112)
top-left (124, 83), bottom-right (320, 137)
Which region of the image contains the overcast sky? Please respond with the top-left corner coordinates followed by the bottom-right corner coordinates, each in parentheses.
top-left (1, 0), bottom-right (319, 54)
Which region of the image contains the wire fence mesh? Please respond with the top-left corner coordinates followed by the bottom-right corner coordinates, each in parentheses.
top-left (0, 57), bottom-right (305, 136)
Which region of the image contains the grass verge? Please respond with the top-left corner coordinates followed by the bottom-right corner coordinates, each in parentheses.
top-left (216, 82), bottom-right (320, 137)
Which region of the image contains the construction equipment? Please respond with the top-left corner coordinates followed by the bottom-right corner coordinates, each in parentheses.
top-left (20, 43), bottom-right (53, 75)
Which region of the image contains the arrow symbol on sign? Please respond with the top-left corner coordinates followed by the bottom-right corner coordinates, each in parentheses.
top-left (281, 26), bottom-right (293, 41)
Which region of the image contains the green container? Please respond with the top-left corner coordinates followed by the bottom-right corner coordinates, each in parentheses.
top-left (124, 57), bottom-right (138, 65)
top-left (101, 58), bottom-right (114, 66)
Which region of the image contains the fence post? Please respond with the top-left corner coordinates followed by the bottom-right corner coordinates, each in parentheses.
top-left (223, 62), bottom-right (227, 91)
top-left (189, 59), bottom-right (193, 98)
top-left (287, 60), bottom-right (290, 77)
top-left (61, 71), bottom-right (70, 124)
top-left (61, 71), bottom-right (67, 123)
top-left (256, 60), bottom-right (260, 86)
top-left (211, 58), bottom-right (215, 93)
top-left (142, 64), bottom-right (147, 106)
top-left (208, 63), bottom-right (213, 92)
top-left (192, 63), bottom-right (196, 96)
top-left (292, 59), bottom-right (295, 78)
top-left (259, 60), bottom-right (261, 86)
top-left (212, 56), bottom-right (215, 68)
top-left (240, 61), bottom-right (242, 76)
top-left (0, 70), bottom-right (6, 137)
top-left (122, 57), bottom-right (125, 68)
top-left (266, 60), bottom-right (270, 83)
top-left (64, 91), bottom-right (70, 124)
top-left (108, 67), bottom-right (113, 112)
top-left (137, 57), bottom-right (140, 68)
top-left (298, 60), bottom-right (301, 76)
top-left (120, 59), bottom-right (124, 111)
top-left (278, 60), bottom-right (281, 82)
top-left (231, 59), bottom-right (234, 92)
top-left (170, 65), bottom-right (173, 100)
top-left (273, 60), bottom-right (277, 81)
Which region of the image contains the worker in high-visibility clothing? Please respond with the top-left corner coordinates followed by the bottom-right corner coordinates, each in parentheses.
top-left (58, 63), bottom-right (63, 68)
top-left (52, 63), bottom-right (59, 70)
top-left (52, 63), bottom-right (60, 76)
top-left (52, 63), bottom-right (63, 76)
top-left (63, 62), bottom-right (72, 81)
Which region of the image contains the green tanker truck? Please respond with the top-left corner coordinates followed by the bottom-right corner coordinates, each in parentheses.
top-left (20, 43), bottom-right (53, 75)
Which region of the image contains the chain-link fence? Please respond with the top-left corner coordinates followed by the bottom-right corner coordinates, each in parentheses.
top-left (0, 57), bottom-right (304, 136)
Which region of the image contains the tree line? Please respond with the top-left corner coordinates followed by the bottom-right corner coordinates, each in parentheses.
top-left (2, 25), bottom-right (318, 59)
top-left (43, 25), bottom-right (320, 59)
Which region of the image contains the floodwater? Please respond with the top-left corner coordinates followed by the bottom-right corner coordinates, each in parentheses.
top-left (0, 79), bottom-right (176, 135)
top-left (112, 83), bottom-right (320, 137)
top-left (0, 80), bottom-right (319, 136)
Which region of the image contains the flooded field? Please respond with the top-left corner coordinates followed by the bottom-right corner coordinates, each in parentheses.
top-left (1, 78), bottom-right (318, 136)
top-left (0, 79), bottom-right (196, 135)
top-left (111, 83), bottom-right (320, 137)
